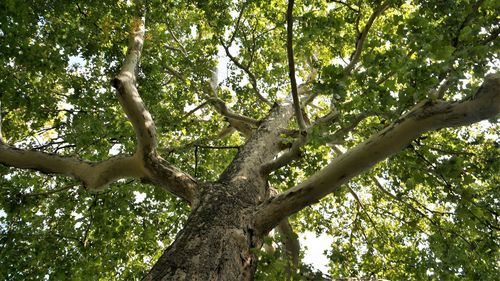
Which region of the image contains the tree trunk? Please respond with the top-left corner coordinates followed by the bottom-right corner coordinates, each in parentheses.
top-left (142, 182), bottom-right (265, 281)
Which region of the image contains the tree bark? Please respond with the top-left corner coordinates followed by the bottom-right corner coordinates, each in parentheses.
top-left (142, 182), bottom-right (264, 281)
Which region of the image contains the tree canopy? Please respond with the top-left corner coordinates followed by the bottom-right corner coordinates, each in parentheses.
top-left (0, 0), bottom-right (498, 280)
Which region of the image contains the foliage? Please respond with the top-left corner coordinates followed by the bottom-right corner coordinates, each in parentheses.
top-left (0, 0), bottom-right (498, 280)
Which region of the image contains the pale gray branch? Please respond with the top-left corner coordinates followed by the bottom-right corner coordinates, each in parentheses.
top-left (0, 144), bottom-right (146, 191)
top-left (254, 74), bottom-right (500, 233)
top-left (112, 18), bottom-right (156, 155)
top-left (0, 9), bottom-right (199, 205)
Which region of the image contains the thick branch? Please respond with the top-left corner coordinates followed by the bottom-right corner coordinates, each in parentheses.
top-left (0, 10), bottom-right (199, 205)
top-left (143, 155), bottom-right (198, 205)
top-left (286, 0), bottom-right (307, 132)
top-left (112, 15), bottom-right (198, 204)
top-left (254, 74), bottom-right (500, 233)
top-left (112, 18), bottom-right (156, 155)
top-left (0, 144), bottom-right (146, 191)
top-left (344, 2), bottom-right (390, 74)
top-left (220, 103), bottom-right (294, 183)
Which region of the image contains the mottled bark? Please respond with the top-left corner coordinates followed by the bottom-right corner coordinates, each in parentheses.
top-left (143, 103), bottom-right (295, 280)
top-left (142, 183), bottom-right (262, 281)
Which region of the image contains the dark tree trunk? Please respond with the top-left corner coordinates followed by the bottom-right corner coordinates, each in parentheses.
top-left (142, 181), bottom-right (266, 281)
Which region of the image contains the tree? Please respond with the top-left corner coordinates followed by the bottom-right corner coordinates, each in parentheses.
top-left (0, 0), bottom-right (498, 280)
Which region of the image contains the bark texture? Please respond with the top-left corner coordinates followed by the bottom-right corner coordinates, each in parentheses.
top-left (143, 104), bottom-right (295, 280)
top-left (142, 183), bottom-right (261, 281)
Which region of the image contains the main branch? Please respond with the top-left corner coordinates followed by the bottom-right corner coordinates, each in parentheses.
top-left (254, 74), bottom-right (500, 234)
top-left (0, 12), bottom-right (199, 204)
top-left (112, 18), bottom-right (156, 155)
top-left (110, 17), bottom-right (198, 204)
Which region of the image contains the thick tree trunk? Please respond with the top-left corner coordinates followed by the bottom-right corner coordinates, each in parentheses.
top-left (142, 182), bottom-right (265, 281)
top-left (142, 105), bottom-right (294, 280)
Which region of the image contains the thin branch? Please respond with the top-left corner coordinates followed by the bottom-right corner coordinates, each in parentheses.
top-left (228, 0), bottom-right (250, 45)
top-left (166, 25), bottom-right (188, 57)
top-left (286, 0), bottom-right (307, 132)
top-left (451, 0), bottom-right (485, 48)
top-left (344, 2), bottom-right (390, 74)
top-left (82, 195), bottom-right (97, 248)
top-left (329, 0), bottom-right (359, 13)
top-left (277, 219), bottom-right (300, 278)
top-left (347, 186), bottom-right (381, 236)
top-left (423, 145), bottom-right (475, 156)
top-left (220, 41), bottom-right (272, 106)
top-left (480, 27), bottom-right (500, 45)
top-left (182, 101), bottom-right (210, 119)
top-left (372, 177), bottom-right (430, 221)
top-left (165, 66), bottom-right (184, 81)
top-left (322, 112), bottom-right (376, 144)
top-left (207, 97), bottom-right (260, 126)
top-left (23, 184), bottom-right (75, 197)
top-left (253, 74), bottom-right (500, 234)
top-left (164, 45), bottom-right (184, 54)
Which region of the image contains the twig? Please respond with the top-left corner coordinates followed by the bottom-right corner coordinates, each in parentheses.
top-left (182, 101), bottom-right (209, 119)
top-left (23, 184), bottom-right (75, 197)
top-left (347, 186), bottom-right (381, 236)
top-left (228, 0), bottom-right (250, 45)
top-left (330, 0), bottom-right (359, 13)
top-left (166, 24), bottom-right (188, 57)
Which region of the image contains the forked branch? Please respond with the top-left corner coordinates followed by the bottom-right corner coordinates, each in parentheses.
top-left (344, 2), bottom-right (390, 74)
top-left (0, 10), bottom-right (199, 204)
